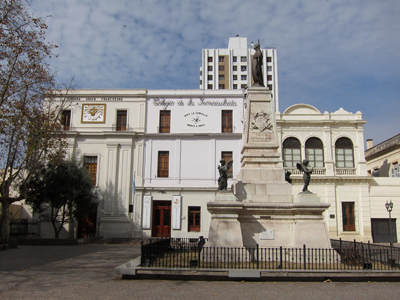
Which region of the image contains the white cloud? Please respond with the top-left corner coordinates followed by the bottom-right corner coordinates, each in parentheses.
top-left (30, 0), bottom-right (400, 144)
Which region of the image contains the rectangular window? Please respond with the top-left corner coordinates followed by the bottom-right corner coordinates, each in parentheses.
top-left (233, 56), bottom-right (237, 62)
top-left (241, 75), bottom-right (247, 80)
top-left (267, 84), bottom-right (273, 90)
top-left (342, 202), bottom-right (355, 231)
top-left (61, 110), bottom-right (71, 130)
top-left (221, 110), bottom-right (233, 133)
top-left (392, 162), bottom-right (400, 177)
top-left (159, 110), bottom-right (170, 133)
top-left (241, 66), bottom-right (247, 71)
top-left (116, 110), bottom-right (127, 131)
top-left (241, 84), bottom-right (247, 89)
top-left (283, 148), bottom-right (301, 168)
top-left (219, 65), bottom-right (225, 71)
top-left (233, 84), bottom-right (237, 89)
top-left (233, 66), bottom-right (237, 71)
top-left (306, 148), bottom-right (324, 168)
top-left (219, 84), bottom-right (225, 89)
top-left (233, 75), bottom-right (237, 80)
top-left (84, 156), bottom-right (98, 186)
top-left (267, 75), bottom-right (272, 81)
top-left (241, 56), bottom-right (247, 62)
top-left (336, 148), bottom-right (354, 168)
top-left (267, 66), bottom-right (272, 71)
top-left (208, 57), bottom-right (213, 62)
top-left (157, 151), bottom-right (169, 178)
top-left (188, 206), bottom-right (201, 232)
top-left (219, 75), bottom-right (225, 81)
top-left (219, 56), bottom-right (224, 62)
top-left (208, 75), bottom-right (213, 80)
top-left (208, 66), bottom-right (213, 71)
top-left (208, 84), bottom-right (213, 89)
top-left (221, 151), bottom-right (233, 178)
top-left (267, 56), bottom-right (272, 62)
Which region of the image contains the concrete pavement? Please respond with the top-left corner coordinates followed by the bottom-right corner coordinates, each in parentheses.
top-left (1, 244), bottom-right (400, 300)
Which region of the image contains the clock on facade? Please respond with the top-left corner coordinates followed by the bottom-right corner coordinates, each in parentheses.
top-left (82, 104), bottom-right (106, 123)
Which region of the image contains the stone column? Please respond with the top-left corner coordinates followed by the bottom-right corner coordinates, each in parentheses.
top-left (234, 87), bottom-right (292, 203)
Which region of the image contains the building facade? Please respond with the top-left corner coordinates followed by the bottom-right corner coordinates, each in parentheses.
top-left (365, 134), bottom-right (400, 177)
top-left (277, 104), bottom-right (373, 242)
top-left (45, 90), bottom-right (400, 244)
top-left (61, 89), bottom-right (146, 238)
top-left (199, 36), bottom-right (279, 112)
top-left (139, 89), bottom-right (244, 238)
top-left (365, 134), bottom-right (400, 243)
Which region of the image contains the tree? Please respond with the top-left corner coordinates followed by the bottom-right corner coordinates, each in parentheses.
top-left (25, 157), bottom-right (98, 239)
top-left (0, 0), bottom-right (72, 243)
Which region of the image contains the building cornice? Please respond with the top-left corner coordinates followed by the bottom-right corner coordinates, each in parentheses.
top-left (365, 134), bottom-right (400, 161)
top-left (145, 133), bottom-right (242, 138)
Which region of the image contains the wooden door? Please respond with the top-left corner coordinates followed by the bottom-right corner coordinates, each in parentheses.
top-left (342, 202), bottom-right (355, 231)
top-left (77, 211), bottom-right (97, 238)
top-left (152, 201), bottom-right (171, 237)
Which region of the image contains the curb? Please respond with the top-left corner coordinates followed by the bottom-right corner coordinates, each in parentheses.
top-left (114, 256), bottom-right (400, 282)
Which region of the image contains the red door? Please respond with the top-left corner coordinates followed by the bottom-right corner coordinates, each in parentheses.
top-left (77, 211), bottom-right (97, 238)
top-left (152, 201), bottom-right (171, 237)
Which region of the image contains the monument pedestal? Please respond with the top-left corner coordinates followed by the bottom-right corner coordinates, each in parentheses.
top-left (206, 192), bottom-right (243, 248)
top-left (206, 87), bottom-right (331, 250)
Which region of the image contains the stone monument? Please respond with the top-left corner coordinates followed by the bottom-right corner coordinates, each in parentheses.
top-left (206, 86), bottom-right (331, 249)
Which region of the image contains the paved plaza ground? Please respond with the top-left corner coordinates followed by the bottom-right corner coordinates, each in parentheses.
top-left (1, 244), bottom-right (400, 300)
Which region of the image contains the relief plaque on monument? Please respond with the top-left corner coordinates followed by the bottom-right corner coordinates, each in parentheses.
top-left (248, 108), bottom-right (274, 143)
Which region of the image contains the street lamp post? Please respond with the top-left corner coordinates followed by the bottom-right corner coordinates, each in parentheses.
top-left (385, 200), bottom-right (394, 248)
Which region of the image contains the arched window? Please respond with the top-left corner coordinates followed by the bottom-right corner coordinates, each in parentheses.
top-left (335, 137), bottom-right (354, 168)
top-left (282, 137), bottom-right (301, 167)
top-left (305, 137), bottom-right (324, 167)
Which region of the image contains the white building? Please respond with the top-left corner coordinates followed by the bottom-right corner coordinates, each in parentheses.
top-left (277, 104), bottom-right (373, 241)
top-left (52, 89), bottom-right (400, 244)
top-left (199, 36), bottom-right (279, 112)
top-left (61, 89), bottom-right (146, 238)
top-left (139, 89), bottom-right (244, 238)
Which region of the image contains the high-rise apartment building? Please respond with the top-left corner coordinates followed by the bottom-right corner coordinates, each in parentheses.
top-left (199, 36), bottom-right (279, 112)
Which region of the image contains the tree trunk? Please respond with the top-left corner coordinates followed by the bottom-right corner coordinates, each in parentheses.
top-left (1, 200), bottom-right (11, 243)
top-left (52, 219), bottom-right (60, 239)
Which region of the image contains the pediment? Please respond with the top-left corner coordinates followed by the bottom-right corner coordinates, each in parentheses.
top-left (283, 104), bottom-right (321, 115)
top-left (332, 107), bottom-right (351, 114)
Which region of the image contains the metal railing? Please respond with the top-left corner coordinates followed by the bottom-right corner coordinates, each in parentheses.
top-left (140, 238), bottom-right (400, 271)
top-left (331, 238), bottom-right (400, 268)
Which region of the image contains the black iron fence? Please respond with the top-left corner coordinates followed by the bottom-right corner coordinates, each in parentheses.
top-left (331, 238), bottom-right (400, 268)
top-left (140, 238), bottom-right (400, 271)
top-left (9, 219), bottom-right (38, 236)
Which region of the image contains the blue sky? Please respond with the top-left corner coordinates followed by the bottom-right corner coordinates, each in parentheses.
top-left (29, 0), bottom-right (400, 146)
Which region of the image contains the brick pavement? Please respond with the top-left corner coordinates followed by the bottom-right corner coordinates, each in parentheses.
top-left (1, 244), bottom-right (400, 300)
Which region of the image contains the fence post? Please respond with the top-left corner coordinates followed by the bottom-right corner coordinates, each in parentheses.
top-left (339, 238), bottom-right (342, 253)
top-left (361, 241), bottom-right (365, 269)
top-left (140, 241), bottom-right (144, 266)
top-left (303, 244), bottom-right (306, 270)
top-left (257, 244), bottom-right (259, 269)
top-left (368, 241), bottom-right (372, 269)
top-left (279, 246), bottom-right (283, 269)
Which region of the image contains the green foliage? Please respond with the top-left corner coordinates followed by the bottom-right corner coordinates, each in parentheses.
top-left (25, 157), bottom-right (98, 238)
